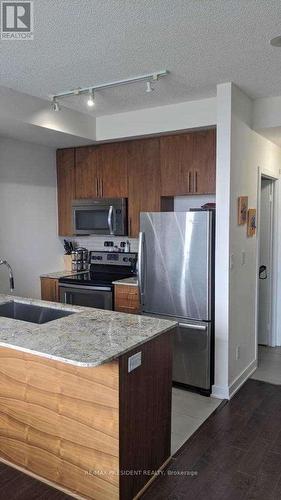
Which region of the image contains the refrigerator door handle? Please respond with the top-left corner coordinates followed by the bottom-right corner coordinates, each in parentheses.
top-left (138, 231), bottom-right (145, 305)
top-left (178, 323), bottom-right (207, 331)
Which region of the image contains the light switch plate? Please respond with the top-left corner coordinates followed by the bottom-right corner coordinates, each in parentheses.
top-left (128, 352), bottom-right (142, 373)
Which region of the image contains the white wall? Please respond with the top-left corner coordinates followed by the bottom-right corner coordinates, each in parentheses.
top-left (214, 83), bottom-right (281, 399)
top-left (174, 195), bottom-right (215, 211)
top-left (0, 138), bottom-right (63, 298)
top-left (96, 97), bottom-right (216, 141)
top-left (229, 87), bottom-right (281, 393)
top-left (212, 83), bottom-right (232, 398)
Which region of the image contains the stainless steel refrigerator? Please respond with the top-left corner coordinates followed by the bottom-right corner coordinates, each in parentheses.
top-left (138, 210), bottom-right (215, 395)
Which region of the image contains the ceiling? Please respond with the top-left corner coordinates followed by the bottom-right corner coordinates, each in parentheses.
top-left (0, 115), bottom-right (93, 148)
top-left (1, 0), bottom-right (281, 117)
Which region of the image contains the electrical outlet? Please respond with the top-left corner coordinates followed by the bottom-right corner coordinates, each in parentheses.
top-left (230, 253), bottom-right (234, 270)
top-left (236, 346), bottom-right (240, 360)
top-left (128, 352), bottom-right (142, 373)
top-left (241, 251), bottom-right (246, 266)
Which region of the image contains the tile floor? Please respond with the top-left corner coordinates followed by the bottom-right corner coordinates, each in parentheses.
top-left (171, 387), bottom-right (222, 454)
top-left (251, 345), bottom-right (281, 385)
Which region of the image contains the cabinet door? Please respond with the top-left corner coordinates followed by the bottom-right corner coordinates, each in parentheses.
top-left (127, 138), bottom-right (161, 237)
top-left (41, 278), bottom-right (59, 302)
top-left (99, 142), bottom-right (128, 198)
top-left (160, 133), bottom-right (194, 196)
top-left (57, 148), bottom-right (75, 236)
top-left (193, 129), bottom-right (216, 194)
top-left (75, 146), bottom-right (99, 198)
top-left (114, 285), bottom-right (140, 314)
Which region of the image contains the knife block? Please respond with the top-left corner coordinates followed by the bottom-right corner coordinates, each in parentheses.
top-left (63, 255), bottom-right (73, 271)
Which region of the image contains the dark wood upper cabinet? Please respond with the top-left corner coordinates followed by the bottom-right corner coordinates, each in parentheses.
top-left (75, 146), bottom-right (99, 199)
top-left (160, 130), bottom-right (216, 195)
top-left (56, 130), bottom-right (216, 237)
top-left (127, 138), bottom-right (161, 237)
top-left (57, 148), bottom-right (75, 236)
top-left (99, 142), bottom-right (128, 198)
top-left (160, 133), bottom-right (194, 196)
top-left (193, 129), bottom-right (216, 194)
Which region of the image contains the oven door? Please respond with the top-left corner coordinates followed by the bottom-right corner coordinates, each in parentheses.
top-left (59, 284), bottom-right (113, 310)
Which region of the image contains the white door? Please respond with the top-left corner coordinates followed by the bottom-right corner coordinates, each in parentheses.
top-left (258, 178), bottom-right (273, 345)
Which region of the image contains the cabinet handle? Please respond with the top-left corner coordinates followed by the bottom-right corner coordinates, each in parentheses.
top-left (129, 218), bottom-right (132, 236)
top-left (101, 179), bottom-right (103, 197)
top-left (188, 171), bottom-right (192, 193)
top-left (194, 170), bottom-right (198, 193)
top-left (96, 179), bottom-right (99, 197)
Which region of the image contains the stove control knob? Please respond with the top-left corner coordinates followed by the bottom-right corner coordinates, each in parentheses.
top-left (123, 257), bottom-right (129, 262)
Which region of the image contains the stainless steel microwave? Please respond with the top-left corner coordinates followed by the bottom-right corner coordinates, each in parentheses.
top-left (72, 198), bottom-right (127, 236)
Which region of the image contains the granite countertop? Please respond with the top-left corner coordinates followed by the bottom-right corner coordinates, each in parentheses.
top-left (0, 294), bottom-right (176, 368)
top-left (40, 271), bottom-right (79, 279)
top-left (112, 277), bottom-right (138, 287)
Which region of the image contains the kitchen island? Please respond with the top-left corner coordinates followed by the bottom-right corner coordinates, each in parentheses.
top-left (0, 294), bottom-right (176, 500)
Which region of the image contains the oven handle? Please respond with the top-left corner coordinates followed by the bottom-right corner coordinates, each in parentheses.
top-left (59, 284), bottom-right (112, 292)
top-left (108, 205), bottom-right (114, 235)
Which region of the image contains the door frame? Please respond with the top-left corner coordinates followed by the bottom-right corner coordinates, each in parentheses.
top-left (256, 168), bottom-right (278, 352)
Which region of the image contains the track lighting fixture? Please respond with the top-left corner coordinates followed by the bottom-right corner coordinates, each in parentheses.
top-left (51, 97), bottom-right (60, 112)
top-left (50, 70), bottom-right (168, 111)
top-left (145, 81), bottom-right (154, 93)
top-left (87, 89), bottom-right (95, 107)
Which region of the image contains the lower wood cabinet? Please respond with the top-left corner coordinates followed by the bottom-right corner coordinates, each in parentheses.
top-left (40, 278), bottom-right (60, 302)
top-left (114, 284), bottom-right (140, 314)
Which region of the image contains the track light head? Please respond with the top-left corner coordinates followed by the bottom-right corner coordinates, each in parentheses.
top-left (87, 89), bottom-right (95, 107)
top-left (145, 81), bottom-right (154, 93)
top-left (51, 97), bottom-right (60, 112)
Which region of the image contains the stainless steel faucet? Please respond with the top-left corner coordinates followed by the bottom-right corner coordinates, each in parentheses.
top-left (0, 259), bottom-right (15, 291)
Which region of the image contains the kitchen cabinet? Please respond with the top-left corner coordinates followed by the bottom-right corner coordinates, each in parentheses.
top-left (41, 277), bottom-right (60, 302)
top-left (160, 133), bottom-right (194, 196)
top-left (0, 329), bottom-right (174, 500)
top-left (192, 129), bottom-right (216, 194)
top-left (160, 129), bottom-right (216, 195)
top-left (75, 143), bottom-right (128, 199)
top-left (114, 284), bottom-right (140, 314)
top-left (75, 146), bottom-right (99, 198)
top-left (57, 148), bottom-right (75, 236)
top-left (99, 142), bottom-right (128, 197)
top-left (127, 138), bottom-right (161, 237)
top-left (56, 129), bottom-right (216, 237)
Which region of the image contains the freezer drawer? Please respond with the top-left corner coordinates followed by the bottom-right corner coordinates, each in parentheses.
top-left (173, 320), bottom-right (211, 390)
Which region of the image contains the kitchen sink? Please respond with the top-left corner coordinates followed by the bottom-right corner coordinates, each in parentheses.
top-left (0, 301), bottom-right (74, 324)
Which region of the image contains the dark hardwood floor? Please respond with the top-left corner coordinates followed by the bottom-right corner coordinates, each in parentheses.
top-left (0, 379), bottom-right (280, 499)
top-left (142, 379), bottom-right (281, 500)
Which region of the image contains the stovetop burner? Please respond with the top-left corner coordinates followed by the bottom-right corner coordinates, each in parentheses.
top-left (59, 251), bottom-right (137, 288)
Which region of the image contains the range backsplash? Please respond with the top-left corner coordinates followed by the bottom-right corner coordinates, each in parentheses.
top-left (62, 235), bottom-right (139, 253)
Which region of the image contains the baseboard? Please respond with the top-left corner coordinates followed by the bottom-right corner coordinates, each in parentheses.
top-left (0, 457), bottom-right (83, 499)
top-left (228, 359), bottom-right (257, 399)
top-left (211, 384), bottom-right (230, 399)
top-left (212, 358), bottom-right (257, 400)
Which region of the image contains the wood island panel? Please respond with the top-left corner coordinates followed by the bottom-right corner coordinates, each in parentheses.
top-left (0, 348), bottom-right (119, 500)
top-left (0, 330), bottom-right (174, 500)
top-left (119, 330), bottom-right (174, 500)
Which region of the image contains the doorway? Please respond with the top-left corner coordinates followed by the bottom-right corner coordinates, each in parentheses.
top-left (252, 174), bottom-right (281, 385)
top-left (258, 177), bottom-right (274, 347)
